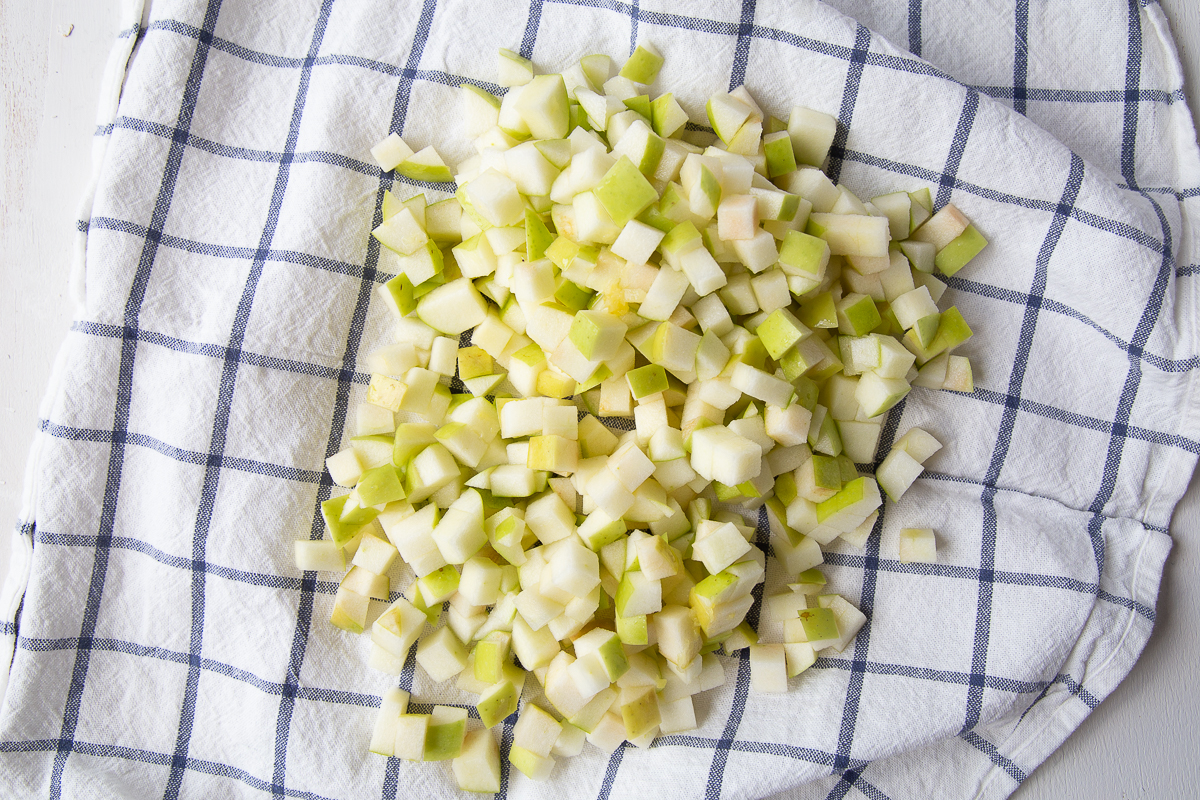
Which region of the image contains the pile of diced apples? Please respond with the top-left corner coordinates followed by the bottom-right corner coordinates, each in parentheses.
top-left (294, 41), bottom-right (986, 793)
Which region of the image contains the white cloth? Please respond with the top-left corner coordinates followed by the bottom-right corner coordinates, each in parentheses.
top-left (1, 0), bottom-right (1197, 798)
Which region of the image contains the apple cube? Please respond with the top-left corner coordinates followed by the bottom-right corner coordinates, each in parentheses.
top-left (497, 47), bottom-right (533, 86)
top-left (616, 569), bottom-right (663, 617)
top-left (731, 362), bottom-right (794, 408)
top-left (855, 372), bottom-right (911, 418)
top-left (594, 155), bottom-right (660, 226)
top-left (372, 133), bottom-right (415, 171)
top-left (911, 203), bottom-right (970, 250)
top-left (876, 448), bottom-right (925, 501)
top-left (749, 644), bottom-right (788, 693)
top-left (717, 194), bottom-right (759, 241)
top-left (787, 106), bottom-right (837, 167)
top-left (893, 427), bottom-right (942, 463)
top-left (386, 504), bottom-right (446, 577)
top-left (692, 521), bottom-right (753, 575)
top-left (477, 680), bottom-right (519, 730)
top-left (372, 598), bottom-right (427, 658)
top-left (569, 309), bottom-right (627, 361)
top-left (453, 728), bottom-right (501, 793)
top-left (892, 286), bottom-right (939, 330)
top-left (424, 705), bottom-right (468, 762)
top-left (369, 687), bottom-right (410, 756)
top-left (613, 219), bottom-right (667, 265)
top-left (393, 713), bottom-right (430, 761)
top-left (509, 746), bottom-right (555, 781)
top-left (416, 626), bottom-right (468, 682)
top-left (513, 703), bottom-right (563, 759)
top-left (899, 528), bottom-right (937, 564)
top-left (512, 614), bottom-right (560, 670)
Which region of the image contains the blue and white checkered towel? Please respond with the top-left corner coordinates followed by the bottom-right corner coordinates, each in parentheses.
top-left (2, 1), bottom-right (1197, 798)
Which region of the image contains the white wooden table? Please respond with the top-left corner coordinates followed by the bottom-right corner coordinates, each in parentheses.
top-left (2, 2), bottom-right (1197, 797)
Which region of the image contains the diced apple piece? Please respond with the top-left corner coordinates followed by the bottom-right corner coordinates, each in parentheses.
top-left (899, 528), bottom-right (937, 564)
top-left (453, 729), bottom-right (502, 793)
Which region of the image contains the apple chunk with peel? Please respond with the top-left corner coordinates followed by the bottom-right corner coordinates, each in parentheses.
top-left (424, 705), bottom-right (468, 761)
top-left (807, 213), bottom-right (890, 257)
top-left (876, 448), bottom-right (925, 501)
top-left (569, 310), bottom-right (627, 361)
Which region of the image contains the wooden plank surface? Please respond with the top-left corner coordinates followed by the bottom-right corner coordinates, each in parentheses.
top-left (0, 3), bottom-right (1196, 798)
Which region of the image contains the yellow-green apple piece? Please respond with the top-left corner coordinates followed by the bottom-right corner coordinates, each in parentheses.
top-left (330, 586), bottom-right (369, 633)
top-left (356, 463), bottom-right (406, 506)
top-left (580, 53), bottom-right (614, 90)
top-left (726, 118), bottom-right (763, 156)
top-left (477, 679), bottom-right (519, 729)
top-left (796, 606), bottom-right (839, 647)
top-left (815, 476), bottom-right (881, 530)
top-left (706, 92), bottom-right (752, 144)
top-left (369, 687), bottom-right (410, 756)
top-left (626, 363), bottom-right (668, 400)
top-left (929, 306), bottom-right (973, 354)
top-left (869, 190), bottom-right (911, 240)
top-left (372, 598), bottom-right (426, 658)
top-left (525, 208), bottom-right (555, 262)
top-left (464, 169), bottom-right (524, 227)
top-left (935, 224), bottom-right (988, 276)
top-left (909, 198), bottom-right (932, 233)
top-left (900, 238), bottom-right (936, 273)
top-left (612, 119), bottom-right (665, 176)
top-left (372, 206), bottom-right (427, 255)
top-left (378, 272), bottom-right (418, 318)
top-left (396, 146), bottom-right (453, 183)
top-left (623, 93), bottom-right (652, 118)
top-left (620, 687), bottom-right (661, 740)
top-left (416, 625), bottom-right (468, 682)
top-left (876, 447), bottom-right (924, 501)
top-left (392, 240), bottom-right (444, 286)
top-left (944, 354), bottom-right (974, 391)
top-left (424, 705), bottom-right (468, 761)
top-left (509, 745), bottom-right (555, 780)
top-left (855, 371), bottom-right (911, 418)
top-left (763, 130), bottom-right (797, 177)
top-left (772, 227), bottom-right (830, 281)
top-left (594, 155), bottom-right (659, 226)
top-left (393, 713), bottom-right (430, 761)
top-left (620, 42), bottom-right (664, 83)
top-left (568, 309), bottom-right (627, 360)
top-left (457, 346), bottom-right (493, 381)
top-left (756, 307), bottom-right (811, 359)
top-left (651, 92), bottom-right (688, 138)
top-left (899, 528), bottom-right (937, 564)
top-left (836, 293), bottom-right (881, 336)
top-left (418, 564), bottom-right (461, 605)
top-left (749, 643), bottom-right (787, 692)
top-left (321, 494), bottom-right (377, 547)
top-left (807, 212), bottom-right (891, 257)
